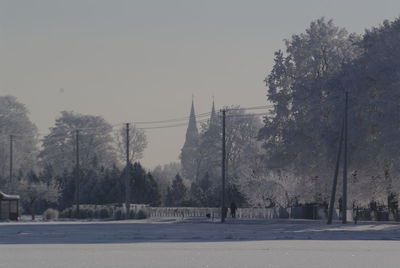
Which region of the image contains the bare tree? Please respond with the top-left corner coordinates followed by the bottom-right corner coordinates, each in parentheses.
top-left (115, 124), bottom-right (147, 165)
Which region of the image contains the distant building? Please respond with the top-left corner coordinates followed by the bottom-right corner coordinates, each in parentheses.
top-left (180, 99), bottom-right (218, 181)
top-left (0, 191), bottom-right (20, 221)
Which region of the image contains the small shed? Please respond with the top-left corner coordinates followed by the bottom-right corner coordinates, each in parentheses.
top-left (0, 191), bottom-right (20, 220)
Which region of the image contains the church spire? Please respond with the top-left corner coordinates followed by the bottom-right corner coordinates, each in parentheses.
top-left (181, 98), bottom-right (200, 181)
top-left (184, 98), bottom-right (199, 146)
top-left (210, 97), bottom-right (217, 127)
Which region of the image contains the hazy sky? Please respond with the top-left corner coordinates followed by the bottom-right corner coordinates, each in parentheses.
top-left (1, 0), bottom-right (399, 168)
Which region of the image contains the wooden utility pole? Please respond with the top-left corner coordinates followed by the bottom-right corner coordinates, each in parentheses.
top-left (75, 130), bottom-right (80, 218)
top-left (342, 92), bottom-right (349, 223)
top-left (327, 116), bottom-right (345, 224)
top-left (221, 109), bottom-right (226, 223)
top-left (9, 135), bottom-right (13, 193)
top-left (125, 123), bottom-right (130, 219)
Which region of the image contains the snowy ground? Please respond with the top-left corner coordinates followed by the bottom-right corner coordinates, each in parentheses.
top-left (1, 217), bottom-right (400, 267)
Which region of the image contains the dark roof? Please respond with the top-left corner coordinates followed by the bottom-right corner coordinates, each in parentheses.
top-left (0, 191), bottom-right (20, 201)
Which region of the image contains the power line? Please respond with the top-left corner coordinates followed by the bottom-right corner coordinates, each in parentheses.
top-left (227, 105), bottom-right (273, 111)
top-left (75, 122), bottom-right (122, 131)
top-left (134, 111), bottom-right (212, 125)
top-left (137, 118), bottom-right (210, 130)
top-left (225, 112), bottom-right (271, 118)
top-left (0, 104), bottom-right (273, 137)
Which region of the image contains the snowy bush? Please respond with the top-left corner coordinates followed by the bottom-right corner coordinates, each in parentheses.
top-left (42, 208), bottom-right (59, 220)
top-left (236, 168), bottom-right (298, 208)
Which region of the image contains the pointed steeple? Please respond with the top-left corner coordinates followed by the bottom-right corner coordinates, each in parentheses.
top-left (184, 99), bottom-right (199, 146)
top-left (209, 97), bottom-right (218, 127)
top-left (181, 98), bottom-right (200, 181)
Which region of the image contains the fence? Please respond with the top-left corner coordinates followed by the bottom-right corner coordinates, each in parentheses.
top-left (69, 204), bottom-right (364, 221)
top-left (146, 207), bottom-right (220, 219)
top-left (143, 206), bottom-right (353, 221)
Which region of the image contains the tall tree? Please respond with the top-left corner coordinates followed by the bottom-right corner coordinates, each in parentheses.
top-left (337, 18), bottom-right (400, 205)
top-left (39, 111), bottom-right (117, 176)
top-left (259, 18), bottom-right (361, 203)
top-left (183, 107), bottom-right (261, 206)
top-left (0, 96), bottom-right (38, 188)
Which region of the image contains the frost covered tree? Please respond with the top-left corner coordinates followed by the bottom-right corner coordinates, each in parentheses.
top-left (185, 106), bottom-right (262, 206)
top-left (152, 162), bottom-right (181, 205)
top-left (338, 18), bottom-right (400, 205)
top-left (17, 179), bottom-right (59, 220)
top-left (237, 168), bottom-right (298, 208)
top-left (190, 172), bottom-right (220, 206)
top-left (260, 16), bottom-right (400, 207)
top-left (259, 18), bottom-right (361, 204)
top-left (39, 111), bottom-right (117, 176)
top-left (0, 96), bottom-right (39, 189)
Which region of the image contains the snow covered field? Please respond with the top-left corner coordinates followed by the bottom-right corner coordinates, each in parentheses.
top-left (1, 218), bottom-right (400, 267)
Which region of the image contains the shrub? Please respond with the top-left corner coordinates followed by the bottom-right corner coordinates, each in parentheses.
top-left (43, 208), bottom-right (59, 221)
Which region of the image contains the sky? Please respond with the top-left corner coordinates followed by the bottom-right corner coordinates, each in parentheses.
top-left (1, 0), bottom-right (399, 168)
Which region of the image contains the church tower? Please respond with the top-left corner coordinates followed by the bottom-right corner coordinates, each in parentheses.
top-left (209, 98), bottom-right (218, 128)
top-left (180, 99), bottom-right (199, 181)
top-left (183, 99), bottom-right (199, 147)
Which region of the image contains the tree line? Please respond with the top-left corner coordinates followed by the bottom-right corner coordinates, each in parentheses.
top-left (259, 17), bottom-right (400, 209)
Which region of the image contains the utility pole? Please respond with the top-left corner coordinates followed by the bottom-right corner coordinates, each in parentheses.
top-left (221, 109), bottom-right (226, 223)
top-left (9, 135), bottom-right (13, 193)
top-left (327, 116), bottom-right (345, 224)
top-left (75, 130), bottom-right (80, 218)
top-left (125, 123), bottom-right (130, 219)
top-left (342, 92), bottom-right (349, 224)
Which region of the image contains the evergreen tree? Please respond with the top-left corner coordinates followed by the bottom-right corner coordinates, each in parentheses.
top-left (190, 172), bottom-right (216, 206)
top-left (145, 172), bottom-right (161, 206)
top-left (130, 162), bottom-right (147, 204)
top-left (166, 173), bottom-right (187, 206)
